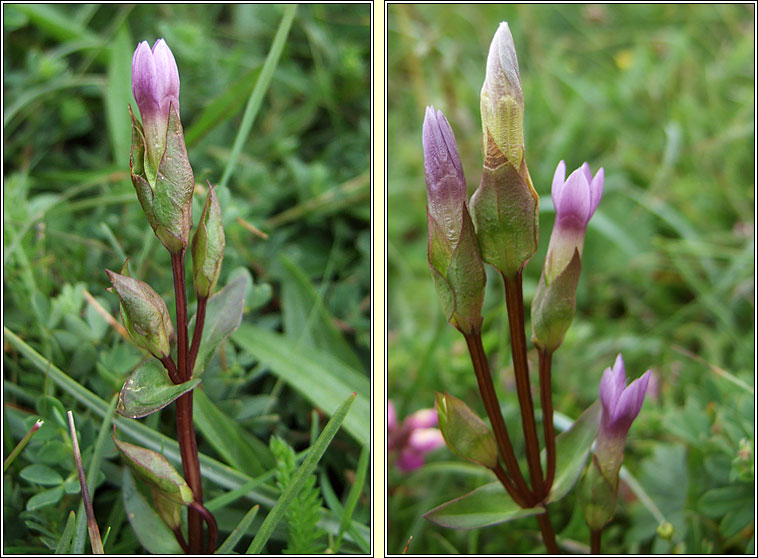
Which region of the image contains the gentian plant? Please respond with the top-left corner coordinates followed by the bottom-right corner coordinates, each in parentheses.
top-left (108, 38), bottom-right (227, 554)
top-left (422, 22), bottom-right (652, 553)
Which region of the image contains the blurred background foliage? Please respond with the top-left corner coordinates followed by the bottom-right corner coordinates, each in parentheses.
top-left (4, 3), bottom-right (370, 553)
top-left (387, 3), bottom-right (754, 555)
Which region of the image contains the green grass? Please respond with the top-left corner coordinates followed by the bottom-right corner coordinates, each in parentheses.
top-left (3, 4), bottom-right (370, 554)
top-left (387, 4), bottom-right (754, 554)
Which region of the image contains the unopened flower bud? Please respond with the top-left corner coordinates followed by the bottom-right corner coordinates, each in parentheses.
top-left (480, 22), bottom-right (524, 170)
top-left (132, 39), bottom-right (180, 175)
top-left (582, 355), bottom-right (650, 531)
top-left (470, 23), bottom-right (539, 279)
top-left (435, 392), bottom-right (498, 469)
top-left (595, 354), bottom-right (650, 479)
top-left (531, 161), bottom-right (603, 352)
top-left (106, 266), bottom-right (174, 359)
top-left (544, 161), bottom-right (604, 282)
top-left (424, 106), bottom-right (486, 335)
top-left (192, 185), bottom-right (225, 298)
top-left (130, 39), bottom-right (194, 254)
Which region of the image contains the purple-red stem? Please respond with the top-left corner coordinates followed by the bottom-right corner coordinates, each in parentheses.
top-left (501, 272), bottom-right (545, 499)
top-left (188, 296), bottom-right (208, 375)
top-left (171, 250), bottom-right (207, 554)
top-left (590, 528), bottom-right (602, 554)
top-left (539, 349), bottom-right (557, 492)
top-left (462, 330), bottom-right (534, 506)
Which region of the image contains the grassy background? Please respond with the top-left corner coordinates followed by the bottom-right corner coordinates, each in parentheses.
top-left (3, 3), bottom-right (370, 554)
top-left (387, 4), bottom-right (754, 554)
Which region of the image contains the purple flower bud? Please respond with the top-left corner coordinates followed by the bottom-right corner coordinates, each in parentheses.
top-left (545, 161), bottom-right (604, 281)
top-left (424, 106), bottom-right (486, 335)
top-left (387, 400), bottom-right (398, 433)
top-left (408, 428), bottom-right (445, 453)
top-left (388, 401), bottom-right (445, 473)
top-left (132, 39), bottom-right (180, 172)
top-left (423, 106), bottom-right (467, 247)
top-left (595, 354), bottom-right (651, 478)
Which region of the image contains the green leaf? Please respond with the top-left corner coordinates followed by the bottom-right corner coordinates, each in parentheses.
top-left (26, 485), bottom-right (64, 511)
top-left (246, 392), bottom-right (355, 554)
top-left (424, 482), bottom-right (544, 529)
top-left (216, 504), bottom-right (260, 553)
top-left (121, 468), bottom-right (182, 554)
top-left (698, 485), bottom-right (753, 519)
top-left (105, 24), bottom-right (132, 165)
top-left (191, 275), bottom-right (246, 377)
top-left (55, 510), bottom-right (76, 554)
top-left (113, 435), bottom-right (194, 505)
top-left (193, 389), bottom-right (274, 477)
top-left (117, 359), bottom-right (200, 418)
top-left (3, 327), bottom-right (369, 545)
top-left (278, 255), bottom-right (363, 371)
top-left (232, 324), bottom-right (369, 447)
top-left (547, 400), bottom-right (601, 503)
top-left (20, 463), bottom-right (64, 486)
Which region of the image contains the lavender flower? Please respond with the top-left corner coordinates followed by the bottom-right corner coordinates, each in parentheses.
top-left (531, 161), bottom-right (603, 351)
top-left (583, 354), bottom-right (650, 530)
top-left (132, 39), bottom-right (180, 171)
top-left (424, 106), bottom-right (486, 334)
top-left (544, 161), bottom-right (604, 282)
top-left (129, 39), bottom-right (194, 254)
top-left (388, 401), bottom-right (445, 473)
top-left (595, 354), bottom-right (651, 479)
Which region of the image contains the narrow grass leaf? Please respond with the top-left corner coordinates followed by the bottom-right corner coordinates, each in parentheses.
top-left (219, 5), bottom-right (297, 189)
top-left (216, 504), bottom-right (260, 554)
top-left (334, 443), bottom-right (369, 552)
top-left (67, 411), bottom-right (104, 554)
top-left (232, 324), bottom-right (369, 446)
top-left (72, 394), bottom-right (118, 553)
top-left (55, 510), bottom-right (76, 554)
top-left (3, 418), bottom-right (43, 471)
top-left (193, 389), bottom-right (274, 477)
top-left (105, 23), bottom-right (132, 165)
top-left (278, 255), bottom-right (364, 370)
top-left (246, 393), bottom-right (355, 554)
top-left (3, 328), bottom-right (368, 544)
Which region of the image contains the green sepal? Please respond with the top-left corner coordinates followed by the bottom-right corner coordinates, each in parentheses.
top-left (150, 488), bottom-right (182, 531)
top-left (424, 481), bottom-right (544, 529)
top-left (130, 102), bottom-right (194, 254)
top-left (581, 454), bottom-right (619, 531)
top-left (106, 268), bottom-right (174, 359)
top-left (545, 401), bottom-right (601, 503)
top-left (427, 209), bottom-right (453, 274)
top-left (191, 185), bottom-right (225, 299)
top-left (445, 205), bottom-right (486, 334)
top-left (531, 249), bottom-right (581, 352)
top-left (112, 434), bottom-right (195, 505)
top-left (470, 161), bottom-right (538, 278)
top-left (435, 392), bottom-right (498, 469)
top-left (117, 359), bottom-right (201, 418)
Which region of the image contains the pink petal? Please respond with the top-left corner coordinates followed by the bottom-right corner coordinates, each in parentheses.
top-left (551, 160), bottom-right (566, 205)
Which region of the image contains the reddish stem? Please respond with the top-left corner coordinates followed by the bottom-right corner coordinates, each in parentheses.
top-left (539, 349), bottom-right (557, 492)
top-left (188, 295), bottom-right (207, 375)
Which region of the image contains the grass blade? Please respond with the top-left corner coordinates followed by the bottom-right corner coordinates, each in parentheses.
top-left (219, 5), bottom-right (297, 189)
top-left (3, 418), bottom-right (43, 472)
top-left (55, 510), bottom-right (77, 554)
top-left (216, 504), bottom-right (260, 554)
top-left (246, 393), bottom-right (356, 554)
top-left (67, 411), bottom-right (104, 554)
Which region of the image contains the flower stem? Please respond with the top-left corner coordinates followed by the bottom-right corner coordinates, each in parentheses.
top-left (539, 349), bottom-right (556, 492)
top-left (171, 250), bottom-right (208, 554)
top-left (463, 330), bottom-right (534, 506)
top-left (501, 272), bottom-right (545, 499)
top-left (536, 509), bottom-right (560, 554)
top-left (590, 528), bottom-right (602, 554)
top-left (188, 295), bottom-right (207, 375)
